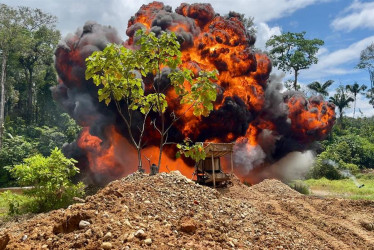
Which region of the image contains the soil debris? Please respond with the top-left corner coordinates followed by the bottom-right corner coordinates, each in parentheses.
top-left (0, 171), bottom-right (373, 249)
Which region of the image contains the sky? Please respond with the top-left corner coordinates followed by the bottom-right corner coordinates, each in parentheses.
top-left (3, 0), bottom-right (374, 117)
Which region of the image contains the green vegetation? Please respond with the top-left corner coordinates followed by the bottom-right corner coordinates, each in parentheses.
top-left (1, 148), bottom-right (84, 215)
top-left (288, 180), bottom-right (310, 195)
top-left (266, 31), bottom-right (324, 90)
top-left (86, 29), bottom-right (217, 170)
top-left (305, 177), bottom-right (374, 200)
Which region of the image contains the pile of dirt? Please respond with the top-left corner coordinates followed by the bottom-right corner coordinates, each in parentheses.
top-left (0, 171), bottom-right (373, 249)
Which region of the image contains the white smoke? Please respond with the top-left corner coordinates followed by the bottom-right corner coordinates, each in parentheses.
top-left (269, 150), bottom-right (315, 181)
top-left (234, 143), bottom-right (266, 175)
top-left (323, 160), bottom-right (363, 188)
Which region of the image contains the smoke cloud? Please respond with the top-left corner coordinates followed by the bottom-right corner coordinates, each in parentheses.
top-left (53, 2), bottom-right (335, 184)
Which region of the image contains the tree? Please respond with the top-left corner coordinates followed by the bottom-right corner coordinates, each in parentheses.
top-left (329, 86), bottom-right (354, 125)
top-left (357, 43), bottom-right (374, 105)
top-left (86, 29), bottom-right (217, 170)
top-left (0, 4), bottom-right (22, 149)
top-left (346, 82), bottom-right (367, 118)
top-left (16, 7), bottom-right (60, 123)
top-left (137, 29), bottom-right (217, 168)
top-left (307, 80), bottom-right (334, 97)
top-left (266, 32), bottom-right (324, 90)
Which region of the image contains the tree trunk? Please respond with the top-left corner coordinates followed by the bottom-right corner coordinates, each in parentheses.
top-left (27, 68), bottom-right (33, 123)
top-left (157, 112), bottom-right (165, 169)
top-left (0, 54), bottom-right (7, 149)
top-left (353, 96), bottom-right (356, 118)
top-left (137, 147), bottom-right (143, 172)
top-left (293, 70), bottom-right (298, 91)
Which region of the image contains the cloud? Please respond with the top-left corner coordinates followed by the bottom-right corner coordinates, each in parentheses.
top-left (2, 0), bottom-right (328, 37)
top-left (302, 35), bottom-right (374, 79)
top-left (331, 0), bottom-right (374, 32)
top-left (345, 94), bottom-right (374, 117)
top-left (255, 22), bottom-right (282, 50)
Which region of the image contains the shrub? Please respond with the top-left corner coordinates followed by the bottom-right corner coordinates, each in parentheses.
top-left (0, 135), bottom-right (37, 187)
top-left (289, 181), bottom-right (310, 195)
top-left (9, 148), bottom-right (85, 213)
top-left (0, 191), bottom-right (33, 215)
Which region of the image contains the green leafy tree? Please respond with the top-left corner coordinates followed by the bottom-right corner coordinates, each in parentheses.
top-left (9, 148), bottom-right (85, 212)
top-left (16, 6), bottom-right (60, 123)
top-left (307, 80), bottom-right (334, 97)
top-left (346, 82), bottom-right (367, 118)
top-left (357, 43), bottom-right (374, 106)
top-left (136, 29), bottom-right (217, 168)
top-left (86, 42), bottom-right (154, 172)
top-left (0, 4), bottom-right (23, 149)
top-left (86, 29), bottom-right (217, 170)
top-left (266, 31), bottom-right (324, 90)
top-left (329, 86), bottom-right (354, 125)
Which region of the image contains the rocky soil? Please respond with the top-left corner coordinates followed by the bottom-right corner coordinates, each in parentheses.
top-left (0, 171), bottom-right (373, 249)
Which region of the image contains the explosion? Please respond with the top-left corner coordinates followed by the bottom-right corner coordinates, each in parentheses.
top-left (52, 2), bottom-right (335, 184)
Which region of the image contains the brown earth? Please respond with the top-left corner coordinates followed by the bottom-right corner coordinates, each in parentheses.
top-left (0, 171), bottom-right (373, 249)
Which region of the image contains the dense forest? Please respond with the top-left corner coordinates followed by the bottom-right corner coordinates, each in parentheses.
top-left (0, 3), bottom-right (374, 192)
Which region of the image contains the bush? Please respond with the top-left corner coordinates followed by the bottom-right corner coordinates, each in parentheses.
top-left (289, 181), bottom-right (310, 195)
top-left (9, 148), bottom-right (85, 213)
top-left (0, 135), bottom-right (37, 187)
top-left (0, 191), bottom-right (33, 215)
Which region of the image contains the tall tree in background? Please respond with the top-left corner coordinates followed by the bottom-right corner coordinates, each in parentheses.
top-left (346, 82), bottom-right (367, 118)
top-left (329, 86), bottom-right (354, 125)
top-left (307, 80), bottom-right (334, 97)
top-left (17, 7), bottom-right (60, 123)
top-left (0, 4), bottom-right (22, 149)
top-left (266, 32), bottom-right (324, 90)
top-left (357, 43), bottom-right (374, 107)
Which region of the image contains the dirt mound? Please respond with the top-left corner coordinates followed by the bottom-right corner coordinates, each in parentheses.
top-left (0, 172), bottom-right (373, 249)
top-left (249, 179), bottom-right (300, 196)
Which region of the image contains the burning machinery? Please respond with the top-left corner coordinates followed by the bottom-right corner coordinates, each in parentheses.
top-left (193, 143), bottom-right (234, 188)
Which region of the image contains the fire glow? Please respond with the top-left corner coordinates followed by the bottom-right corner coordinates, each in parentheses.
top-left (53, 2), bottom-right (335, 184)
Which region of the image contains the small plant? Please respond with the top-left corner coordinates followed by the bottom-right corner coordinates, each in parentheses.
top-left (0, 191), bottom-right (33, 215)
top-left (289, 181), bottom-right (310, 195)
top-left (8, 148), bottom-right (85, 213)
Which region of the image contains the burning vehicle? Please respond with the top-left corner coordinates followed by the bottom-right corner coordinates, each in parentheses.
top-left (52, 2), bottom-right (335, 184)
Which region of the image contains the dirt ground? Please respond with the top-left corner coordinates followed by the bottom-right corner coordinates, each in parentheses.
top-left (0, 171), bottom-right (373, 249)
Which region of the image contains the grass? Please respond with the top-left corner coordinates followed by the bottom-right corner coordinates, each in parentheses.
top-left (304, 176), bottom-right (374, 200)
top-left (0, 191), bottom-right (33, 217)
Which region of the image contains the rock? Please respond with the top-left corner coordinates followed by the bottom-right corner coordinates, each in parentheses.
top-left (102, 242), bottom-right (112, 249)
top-left (21, 235), bottom-right (28, 241)
top-left (103, 232), bottom-right (112, 241)
top-left (179, 217), bottom-right (197, 234)
top-left (78, 220), bottom-right (90, 229)
top-left (127, 233), bottom-right (135, 242)
top-left (84, 229), bottom-right (92, 237)
top-left (41, 245), bottom-right (48, 249)
top-left (144, 238), bottom-right (152, 245)
top-left (134, 229), bottom-right (146, 239)
top-left (124, 219), bottom-right (132, 228)
top-left (144, 200), bottom-right (151, 204)
top-left (73, 197), bottom-right (85, 203)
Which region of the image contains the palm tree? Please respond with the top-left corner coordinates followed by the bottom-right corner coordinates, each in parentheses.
top-left (329, 86), bottom-right (354, 125)
top-left (346, 82), bottom-right (367, 118)
top-left (307, 80), bottom-right (334, 97)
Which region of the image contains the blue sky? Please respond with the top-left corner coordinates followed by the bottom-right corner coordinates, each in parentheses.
top-left (3, 0), bottom-right (374, 116)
